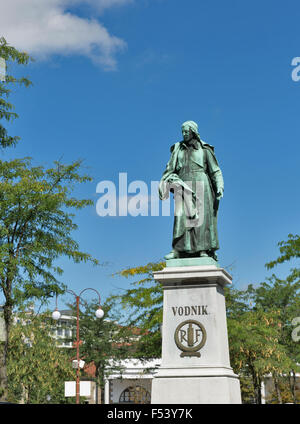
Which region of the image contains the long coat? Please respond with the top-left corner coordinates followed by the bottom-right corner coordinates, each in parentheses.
top-left (159, 138), bottom-right (224, 254)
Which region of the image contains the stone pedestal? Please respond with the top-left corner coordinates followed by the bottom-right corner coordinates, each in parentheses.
top-left (151, 260), bottom-right (241, 404)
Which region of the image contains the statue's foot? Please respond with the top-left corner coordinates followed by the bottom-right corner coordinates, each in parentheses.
top-left (164, 250), bottom-right (179, 260)
top-left (212, 252), bottom-right (218, 261)
top-left (208, 250), bottom-right (218, 261)
top-left (199, 251), bottom-right (208, 257)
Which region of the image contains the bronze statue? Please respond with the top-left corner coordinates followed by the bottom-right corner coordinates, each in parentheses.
top-left (159, 121), bottom-right (224, 260)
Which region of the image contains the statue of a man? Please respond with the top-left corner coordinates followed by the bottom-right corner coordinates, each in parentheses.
top-left (159, 120), bottom-right (224, 260)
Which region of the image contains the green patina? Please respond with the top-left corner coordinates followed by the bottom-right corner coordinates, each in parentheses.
top-left (165, 256), bottom-right (220, 268)
top-left (159, 120), bottom-right (224, 263)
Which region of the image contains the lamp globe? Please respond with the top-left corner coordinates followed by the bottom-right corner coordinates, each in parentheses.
top-left (95, 308), bottom-right (104, 319)
top-left (52, 309), bottom-right (61, 320)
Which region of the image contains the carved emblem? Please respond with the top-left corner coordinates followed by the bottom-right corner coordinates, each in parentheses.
top-left (174, 320), bottom-right (207, 357)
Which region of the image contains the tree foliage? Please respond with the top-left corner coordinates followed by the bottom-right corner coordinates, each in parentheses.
top-left (228, 304), bottom-right (296, 403)
top-left (0, 157), bottom-right (98, 399)
top-left (7, 309), bottom-right (75, 404)
top-left (76, 298), bottom-right (136, 392)
top-left (0, 37), bottom-right (32, 148)
top-left (227, 233), bottom-right (300, 403)
top-left (266, 234), bottom-right (300, 269)
top-left (110, 262), bottom-right (165, 360)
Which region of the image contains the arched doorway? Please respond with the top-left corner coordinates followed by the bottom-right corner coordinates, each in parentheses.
top-left (119, 386), bottom-right (151, 404)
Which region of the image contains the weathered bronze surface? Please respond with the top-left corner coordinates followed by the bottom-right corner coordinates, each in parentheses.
top-left (174, 319), bottom-right (207, 358)
top-left (159, 121), bottom-right (224, 260)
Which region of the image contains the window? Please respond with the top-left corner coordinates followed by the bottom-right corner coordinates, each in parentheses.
top-left (65, 329), bottom-right (72, 338)
top-left (119, 386), bottom-right (151, 404)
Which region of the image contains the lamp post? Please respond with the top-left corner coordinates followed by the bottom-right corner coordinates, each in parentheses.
top-left (52, 288), bottom-right (104, 404)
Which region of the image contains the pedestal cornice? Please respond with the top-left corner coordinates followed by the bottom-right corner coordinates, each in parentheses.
top-left (153, 265), bottom-right (232, 287)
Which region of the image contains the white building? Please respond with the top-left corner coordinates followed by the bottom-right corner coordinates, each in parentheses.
top-left (51, 309), bottom-right (74, 348)
top-left (104, 358), bottom-right (161, 404)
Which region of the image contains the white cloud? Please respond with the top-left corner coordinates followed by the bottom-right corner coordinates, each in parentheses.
top-left (85, 0), bottom-right (133, 9)
top-left (0, 0), bottom-right (132, 70)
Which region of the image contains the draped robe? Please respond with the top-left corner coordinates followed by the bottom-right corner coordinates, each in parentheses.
top-left (159, 138), bottom-right (224, 255)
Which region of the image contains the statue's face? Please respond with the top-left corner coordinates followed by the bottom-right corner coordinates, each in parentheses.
top-left (182, 125), bottom-right (193, 142)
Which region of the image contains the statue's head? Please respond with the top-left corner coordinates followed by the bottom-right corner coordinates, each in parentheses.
top-left (181, 120), bottom-right (200, 142)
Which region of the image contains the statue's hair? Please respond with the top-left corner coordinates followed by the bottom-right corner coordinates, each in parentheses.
top-left (181, 120), bottom-right (200, 140)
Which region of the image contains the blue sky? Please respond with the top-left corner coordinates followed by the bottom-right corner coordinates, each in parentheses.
top-left (1, 0), bottom-right (300, 309)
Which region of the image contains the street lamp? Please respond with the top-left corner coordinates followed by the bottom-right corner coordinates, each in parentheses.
top-left (52, 309), bottom-right (61, 321)
top-left (52, 288), bottom-right (104, 404)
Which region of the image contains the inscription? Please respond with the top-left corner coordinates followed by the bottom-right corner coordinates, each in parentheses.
top-left (171, 305), bottom-right (208, 316)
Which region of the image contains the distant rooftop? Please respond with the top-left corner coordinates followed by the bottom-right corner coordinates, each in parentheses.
top-left (59, 309), bottom-right (74, 316)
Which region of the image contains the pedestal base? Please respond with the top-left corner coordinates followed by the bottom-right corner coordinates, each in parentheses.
top-left (151, 264), bottom-right (242, 404)
top-left (151, 373), bottom-right (241, 404)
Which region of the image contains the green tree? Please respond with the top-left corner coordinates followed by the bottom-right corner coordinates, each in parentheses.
top-left (7, 309), bottom-right (75, 404)
top-left (0, 37), bottom-right (32, 148)
top-left (228, 306), bottom-right (294, 404)
top-left (226, 233), bottom-right (300, 404)
top-left (77, 298), bottom-right (136, 402)
top-left (266, 234), bottom-right (300, 269)
top-left (252, 276), bottom-right (300, 403)
top-left (111, 262), bottom-right (165, 360)
top-left (0, 158), bottom-right (98, 400)
top-left (266, 378), bottom-right (300, 404)
top-left (264, 234), bottom-right (300, 403)
top-left (224, 286), bottom-right (256, 402)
